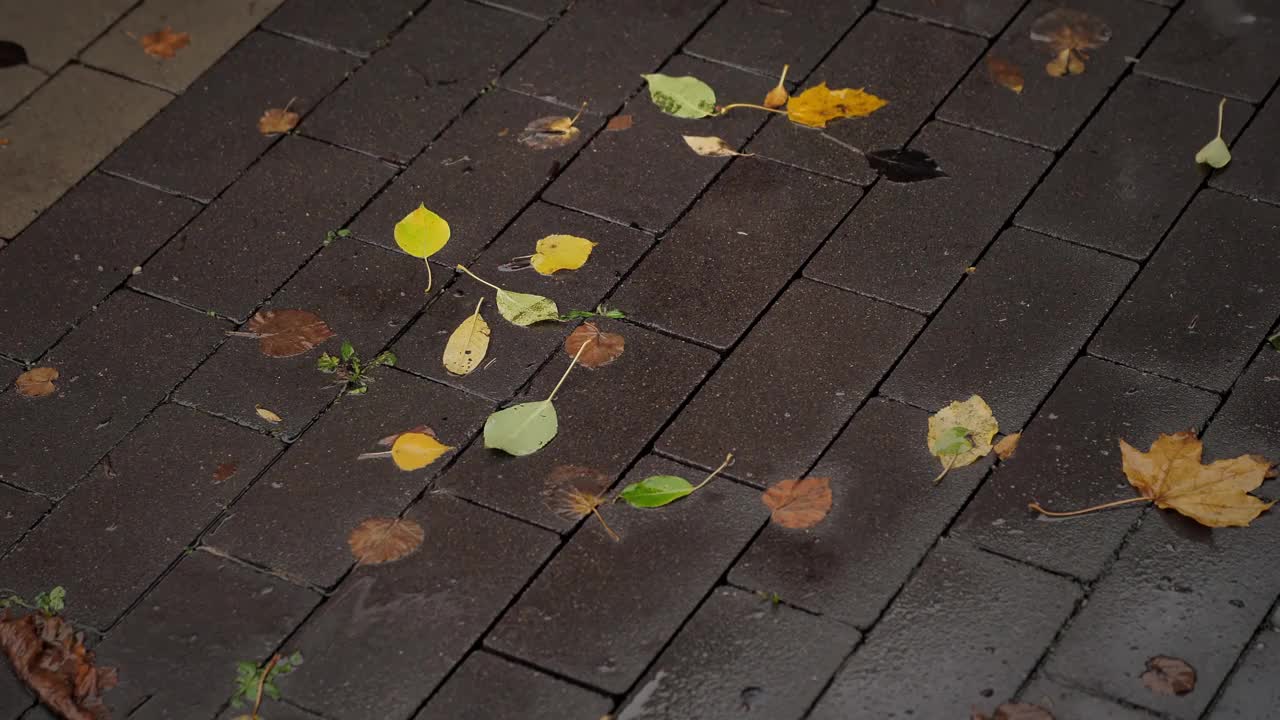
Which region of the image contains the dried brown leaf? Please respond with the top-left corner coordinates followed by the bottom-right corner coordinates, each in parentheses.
top-left (255, 406), bottom-right (283, 424)
top-left (1122, 432), bottom-right (1274, 527)
top-left (605, 114), bottom-right (634, 131)
top-left (994, 433), bottom-right (1021, 461)
top-left (239, 309), bottom-right (335, 357)
top-left (258, 106), bottom-right (299, 135)
top-left (519, 112), bottom-right (582, 150)
top-left (1030, 9), bottom-right (1111, 77)
top-left (212, 462), bottom-right (238, 483)
top-left (762, 477), bottom-right (832, 529)
top-left (986, 56), bottom-right (1024, 93)
top-left (0, 612), bottom-right (118, 720)
top-left (140, 27), bottom-right (190, 59)
top-left (347, 517), bottom-right (425, 565)
top-left (763, 64), bottom-right (790, 109)
top-left (546, 464), bottom-right (612, 496)
top-left (1142, 656), bottom-right (1195, 696)
top-left (16, 367), bottom-right (58, 398)
top-left (564, 322), bottom-right (625, 369)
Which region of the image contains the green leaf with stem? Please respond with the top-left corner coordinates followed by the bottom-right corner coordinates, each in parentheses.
top-left (617, 453), bottom-right (734, 508)
top-left (484, 338), bottom-right (591, 456)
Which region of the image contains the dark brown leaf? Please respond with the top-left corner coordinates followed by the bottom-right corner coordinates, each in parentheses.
top-left (239, 309), bottom-right (335, 358)
top-left (347, 518), bottom-right (424, 565)
top-left (564, 322), bottom-right (625, 369)
top-left (0, 612), bottom-right (118, 720)
top-left (1142, 655), bottom-right (1196, 696)
top-left (16, 367), bottom-right (58, 398)
top-left (140, 27), bottom-right (190, 60)
top-left (212, 462), bottom-right (238, 483)
top-left (762, 477), bottom-right (833, 529)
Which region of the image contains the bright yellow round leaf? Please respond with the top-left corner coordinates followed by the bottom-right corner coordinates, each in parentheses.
top-left (394, 204), bottom-right (451, 259)
top-left (529, 234), bottom-right (597, 275)
top-left (390, 432), bottom-right (452, 471)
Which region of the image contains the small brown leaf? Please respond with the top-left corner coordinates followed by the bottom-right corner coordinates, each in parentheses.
top-left (519, 105), bottom-right (585, 149)
top-left (347, 517), bottom-right (425, 565)
top-left (0, 138), bottom-right (9, 146)
top-left (236, 309), bottom-right (335, 357)
top-left (377, 425), bottom-right (437, 447)
top-left (762, 477), bottom-right (832, 529)
top-left (255, 406), bottom-right (283, 424)
top-left (15, 367), bottom-right (58, 398)
top-left (258, 104), bottom-right (300, 135)
top-left (605, 114), bottom-right (634, 131)
top-left (140, 27), bottom-right (190, 59)
top-left (1142, 656), bottom-right (1196, 696)
top-left (994, 432), bottom-right (1021, 460)
top-left (564, 322), bottom-right (625, 369)
top-left (986, 56), bottom-right (1024, 93)
top-left (1029, 9), bottom-right (1111, 77)
top-left (763, 63), bottom-right (790, 109)
top-left (212, 462), bottom-right (238, 483)
top-left (0, 612), bottom-right (118, 720)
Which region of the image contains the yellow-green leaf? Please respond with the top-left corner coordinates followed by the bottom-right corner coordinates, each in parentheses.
top-left (496, 289), bottom-right (560, 326)
top-left (786, 82), bottom-right (888, 129)
top-left (391, 432), bottom-right (453, 471)
top-left (484, 401), bottom-right (558, 456)
top-left (394, 204), bottom-right (450, 259)
top-left (1195, 98), bottom-right (1231, 169)
top-left (642, 73), bottom-right (717, 119)
top-left (927, 395), bottom-right (998, 482)
top-left (443, 298), bottom-right (490, 375)
top-left (530, 234), bottom-right (596, 275)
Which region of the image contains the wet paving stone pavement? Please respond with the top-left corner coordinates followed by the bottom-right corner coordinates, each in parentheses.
top-left (2, 1), bottom-right (1280, 718)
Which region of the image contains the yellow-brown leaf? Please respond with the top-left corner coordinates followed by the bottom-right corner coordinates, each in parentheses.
top-left (1121, 432), bottom-right (1274, 527)
top-left (986, 56), bottom-right (1024, 93)
top-left (786, 83), bottom-right (887, 129)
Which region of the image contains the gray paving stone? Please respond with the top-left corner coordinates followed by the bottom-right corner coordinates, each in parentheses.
top-left (500, 0), bottom-right (719, 114)
top-left (0, 664), bottom-right (32, 720)
top-left (348, 89), bottom-right (602, 266)
top-left (0, 360), bottom-right (17, 392)
top-left (883, 229), bottom-right (1135, 430)
top-left (1090, 190), bottom-right (1280, 391)
top-left (81, 0), bottom-right (287, 93)
top-left (395, 202), bottom-right (654, 402)
top-left (486, 454), bottom-right (766, 694)
top-left (175, 237), bottom-right (433, 440)
top-left (302, 0), bottom-right (543, 162)
top-left (1137, 0), bottom-right (1280, 102)
top-left (542, 54), bottom-right (774, 233)
top-left (0, 0), bottom-right (134, 72)
top-left (617, 586), bottom-right (859, 720)
top-left (0, 65), bottom-right (171, 238)
top-left (1020, 675), bottom-right (1157, 720)
top-left (809, 540), bottom-right (1080, 719)
top-left (103, 31), bottom-right (358, 202)
top-left (280, 494), bottom-right (559, 719)
top-left (612, 160), bottom-right (857, 350)
top-left (1016, 76), bottom-right (1250, 259)
top-left (440, 323), bottom-right (717, 530)
top-left (879, 0), bottom-right (1024, 36)
top-left (658, 281), bottom-right (922, 487)
top-left (939, 0), bottom-right (1168, 151)
top-left (684, 0), bottom-right (867, 77)
top-left (95, 551), bottom-right (319, 718)
top-left (746, 11), bottom-right (985, 184)
top-left (1210, 94), bottom-right (1280, 205)
top-left (730, 399), bottom-right (994, 627)
top-left (0, 291), bottom-right (227, 497)
top-left (1201, 347), bottom-right (1280, 462)
top-left (133, 135), bottom-right (395, 321)
top-left (263, 0), bottom-right (420, 55)
top-left (0, 173), bottom-right (201, 361)
top-left (204, 369), bottom-right (492, 587)
top-left (805, 121), bottom-right (1052, 313)
top-left (0, 483), bottom-right (47, 554)
top-left (1208, 627), bottom-right (1280, 719)
top-left (415, 651), bottom-right (613, 720)
top-left (0, 404), bottom-right (281, 630)
top-left (476, 0), bottom-right (569, 20)
top-left (953, 357), bottom-right (1220, 581)
top-left (1046, 502), bottom-right (1280, 718)
top-left (0, 64), bottom-right (45, 116)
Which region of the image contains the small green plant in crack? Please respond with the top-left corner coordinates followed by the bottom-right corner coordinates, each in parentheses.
top-left (324, 228), bottom-right (352, 246)
top-left (0, 585), bottom-right (66, 616)
top-left (230, 652), bottom-right (303, 720)
top-left (560, 304), bottom-right (626, 321)
top-left (316, 340), bottom-right (396, 395)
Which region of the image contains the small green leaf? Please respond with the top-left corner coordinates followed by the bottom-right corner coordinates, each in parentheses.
top-left (496, 289), bottom-right (560, 326)
top-left (316, 353), bottom-right (339, 372)
top-left (642, 74), bottom-right (717, 119)
top-left (340, 340), bottom-right (355, 361)
top-left (1269, 332), bottom-right (1280, 352)
top-left (930, 425), bottom-right (973, 456)
top-left (374, 350), bottom-right (397, 367)
top-left (484, 401), bottom-right (558, 456)
top-left (1195, 136), bottom-right (1231, 168)
top-left (337, 228), bottom-right (351, 238)
top-left (618, 475), bottom-right (695, 508)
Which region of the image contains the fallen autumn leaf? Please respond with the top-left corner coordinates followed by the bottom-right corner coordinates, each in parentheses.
top-left (605, 114), bottom-right (634, 131)
top-left (986, 56), bottom-right (1025, 94)
top-left (519, 103), bottom-right (586, 149)
top-left (786, 82), bottom-right (887, 128)
top-left (928, 395), bottom-right (999, 483)
top-left (682, 135), bottom-right (748, 158)
top-left (564, 322), bottom-right (625, 369)
top-left (347, 517), bottom-right (425, 564)
top-left (1141, 656), bottom-right (1196, 696)
top-left (443, 298), bottom-right (490, 376)
top-left (140, 27), bottom-right (190, 60)
top-left (0, 611), bottom-right (117, 720)
top-left (994, 433), bottom-right (1022, 461)
top-left (1030, 8), bottom-right (1111, 77)
top-left (762, 477), bottom-right (833, 529)
top-left (15, 367), bottom-right (58, 398)
top-left (227, 308), bottom-right (335, 358)
top-left (763, 64), bottom-right (789, 109)
top-left (258, 99), bottom-right (300, 135)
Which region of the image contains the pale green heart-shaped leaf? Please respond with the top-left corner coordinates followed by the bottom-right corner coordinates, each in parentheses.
top-left (642, 73), bottom-right (716, 119)
top-left (496, 289), bottom-right (560, 326)
top-left (484, 401), bottom-right (558, 456)
top-left (1195, 136), bottom-right (1231, 169)
top-left (618, 475), bottom-right (695, 508)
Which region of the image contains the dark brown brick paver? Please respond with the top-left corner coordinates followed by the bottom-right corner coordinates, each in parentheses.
top-left (4, 1), bottom-right (1280, 718)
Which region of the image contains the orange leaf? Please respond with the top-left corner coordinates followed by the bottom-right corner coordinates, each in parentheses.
top-left (15, 367), bottom-right (58, 398)
top-left (0, 612), bottom-right (117, 720)
top-left (1141, 656), bottom-right (1196, 696)
top-left (1121, 432), bottom-right (1274, 527)
top-left (985, 56), bottom-right (1024, 94)
top-left (762, 477), bottom-right (832, 529)
top-left (605, 114), bottom-right (633, 131)
top-left (347, 518), bottom-right (424, 564)
top-left (140, 27), bottom-right (190, 60)
top-left (564, 322), bottom-right (625, 369)
top-left (258, 106), bottom-right (300, 135)
top-left (994, 432), bottom-right (1021, 460)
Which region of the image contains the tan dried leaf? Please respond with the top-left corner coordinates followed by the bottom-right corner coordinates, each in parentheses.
top-left (1122, 432), bottom-right (1274, 527)
top-left (258, 105), bottom-right (300, 135)
top-left (564, 322), bottom-right (625, 369)
top-left (140, 27), bottom-right (190, 59)
top-left (605, 114), bottom-right (634, 131)
top-left (255, 406), bottom-right (283, 424)
top-left (347, 517), bottom-right (425, 564)
top-left (1141, 656), bottom-right (1196, 696)
top-left (994, 433), bottom-right (1021, 460)
top-left (763, 64), bottom-right (790, 109)
top-left (241, 309), bottom-right (335, 357)
top-left (1029, 9), bottom-right (1111, 77)
top-left (519, 106), bottom-right (584, 149)
top-left (15, 367), bottom-right (58, 398)
top-left (762, 477), bottom-right (833, 529)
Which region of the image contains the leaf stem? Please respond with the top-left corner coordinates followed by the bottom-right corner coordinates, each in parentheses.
top-left (777, 64), bottom-right (789, 87)
top-left (251, 654), bottom-right (280, 720)
top-left (424, 258), bottom-right (433, 294)
top-left (820, 132), bottom-right (865, 156)
top-left (225, 330), bottom-right (262, 338)
top-left (718, 103), bottom-right (787, 115)
top-left (569, 100), bottom-right (588, 127)
top-left (282, 96), bottom-right (298, 114)
top-left (545, 338), bottom-right (593, 404)
top-left (592, 506), bottom-right (620, 542)
top-left (356, 451), bottom-right (394, 460)
top-left (933, 453), bottom-right (958, 484)
top-left (1215, 97), bottom-right (1225, 139)
top-left (1028, 495), bottom-right (1150, 518)
top-left (692, 453), bottom-right (735, 490)
top-left (455, 264), bottom-right (502, 292)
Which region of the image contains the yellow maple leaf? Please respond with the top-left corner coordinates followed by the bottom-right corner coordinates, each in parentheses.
top-left (786, 82), bottom-right (887, 129)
